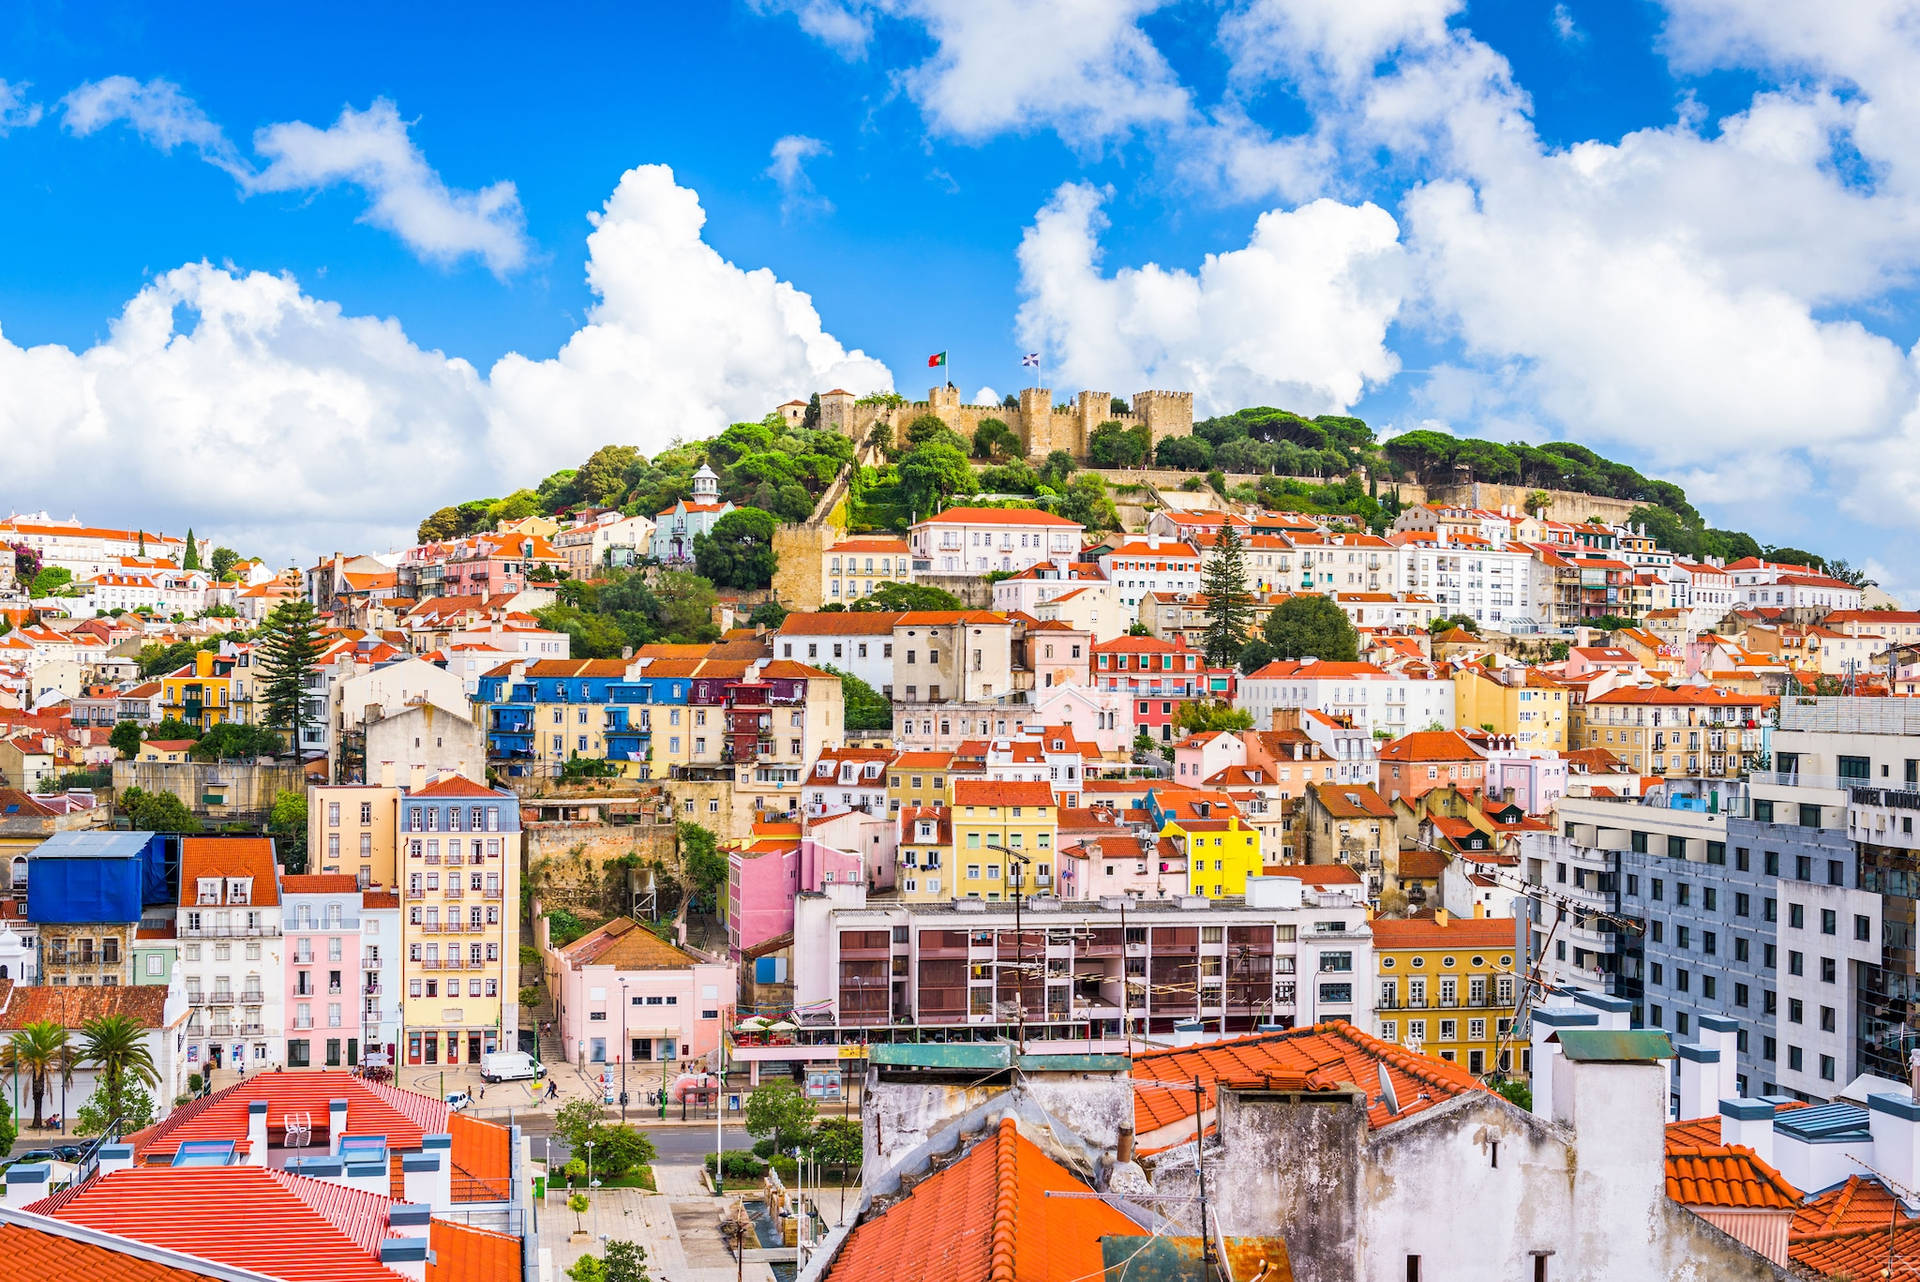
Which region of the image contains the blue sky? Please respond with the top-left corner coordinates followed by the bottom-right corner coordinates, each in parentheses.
top-left (4, 1), bottom-right (1919, 594)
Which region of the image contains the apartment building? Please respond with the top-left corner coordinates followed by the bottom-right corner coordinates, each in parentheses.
top-left (398, 776), bottom-right (520, 1068)
top-left (1580, 685), bottom-right (1771, 779)
top-left (280, 874), bottom-right (363, 1069)
top-left (908, 507), bottom-right (1084, 576)
top-left (949, 779), bottom-right (1057, 901)
top-left (1372, 911), bottom-right (1525, 1077)
top-left (308, 783), bottom-right (401, 883)
top-left (1237, 658), bottom-right (1455, 741)
top-left (175, 837), bottom-right (284, 1072)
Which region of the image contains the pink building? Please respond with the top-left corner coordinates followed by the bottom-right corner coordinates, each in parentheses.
top-left (1025, 618), bottom-right (1093, 690)
top-left (1030, 684), bottom-right (1132, 756)
top-left (1054, 805), bottom-right (1180, 900)
top-left (546, 917), bottom-right (737, 1069)
top-left (280, 874), bottom-right (364, 1070)
top-left (429, 531), bottom-right (567, 597)
top-left (726, 835), bottom-right (864, 959)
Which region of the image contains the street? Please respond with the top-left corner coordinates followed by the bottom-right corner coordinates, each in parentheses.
top-left (537, 1117), bottom-right (751, 1169)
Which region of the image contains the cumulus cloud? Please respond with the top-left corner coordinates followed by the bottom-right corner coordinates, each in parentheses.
top-left (973, 386), bottom-right (1001, 405)
top-left (0, 165), bottom-right (892, 564)
top-left (766, 134), bottom-right (832, 217)
top-left (60, 78), bottom-right (530, 273)
top-left (747, 0), bottom-right (876, 57)
top-left (1219, 0), bottom-right (1463, 86)
top-left (61, 76), bottom-right (246, 175)
top-left (1551, 4), bottom-right (1586, 45)
top-left (1015, 181), bottom-right (1404, 414)
top-left (0, 80), bottom-right (43, 133)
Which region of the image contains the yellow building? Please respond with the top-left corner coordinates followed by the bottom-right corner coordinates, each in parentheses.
top-left (158, 649), bottom-right (239, 729)
top-left (888, 751), bottom-right (973, 816)
top-left (895, 804), bottom-right (954, 901)
top-left (1163, 816), bottom-right (1263, 898)
top-left (1452, 666), bottom-right (1569, 752)
top-left (1372, 911), bottom-right (1522, 1078)
top-left (308, 783), bottom-right (401, 883)
top-left (822, 536), bottom-right (914, 606)
top-left (950, 778), bottom-right (1056, 901)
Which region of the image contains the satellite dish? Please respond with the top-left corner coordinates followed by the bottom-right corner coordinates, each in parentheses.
top-left (1377, 1061), bottom-right (1400, 1116)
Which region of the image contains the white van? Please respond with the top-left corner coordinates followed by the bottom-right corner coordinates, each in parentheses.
top-left (481, 1051), bottom-right (546, 1083)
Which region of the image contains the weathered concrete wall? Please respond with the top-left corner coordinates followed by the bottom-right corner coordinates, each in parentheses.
top-left (912, 573), bottom-right (995, 608)
top-left (1208, 1088), bottom-right (1368, 1282)
top-left (1422, 480), bottom-right (1641, 527)
top-left (524, 821), bottom-right (678, 917)
top-left (112, 759), bottom-right (306, 817)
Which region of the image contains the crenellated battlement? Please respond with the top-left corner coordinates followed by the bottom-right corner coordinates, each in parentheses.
top-left (785, 381), bottom-right (1195, 462)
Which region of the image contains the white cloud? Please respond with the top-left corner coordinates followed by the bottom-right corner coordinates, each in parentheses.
top-left (1014, 181), bottom-right (1405, 415)
top-left (248, 99), bottom-right (528, 275)
top-left (1551, 4), bottom-right (1585, 45)
top-left (0, 80), bottom-right (43, 133)
top-left (61, 76), bottom-right (246, 176)
top-left (0, 165), bottom-right (892, 564)
top-left (1219, 0), bottom-right (1462, 86)
top-left (747, 0), bottom-right (876, 57)
top-left (60, 79), bottom-right (529, 273)
top-left (972, 386), bottom-right (1000, 405)
top-left (766, 134), bottom-right (833, 217)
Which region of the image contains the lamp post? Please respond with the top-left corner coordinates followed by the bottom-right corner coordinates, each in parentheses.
top-left (585, 1138), bottom-right (596, 1193)
top-left (618, 978), bottom-right (629, 1123)
top-left (985, 844), bottom-right (1032, 1052)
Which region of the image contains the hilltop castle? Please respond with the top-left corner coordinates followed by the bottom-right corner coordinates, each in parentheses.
top-left (776, 384), bottom-right (1195, 462)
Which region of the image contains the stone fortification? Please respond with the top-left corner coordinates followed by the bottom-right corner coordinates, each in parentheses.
top-left (805, 384), bottom-right (1194, 462)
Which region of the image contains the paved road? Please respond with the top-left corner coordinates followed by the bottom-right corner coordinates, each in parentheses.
top-left (539, 1119), bottom-right (751, 1170)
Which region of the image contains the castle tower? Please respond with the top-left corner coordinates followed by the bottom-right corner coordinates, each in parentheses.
top-left (1073, 390), bottom-right (1113, 460)
top-left (1132, 390), bottom-right (1196, 451)
top-left (1018, 387), bottom-right (1054, 458)
top-left (692, 463), bottom-right (719, 503)
top-left (820, 388), bottom-right (857, 437)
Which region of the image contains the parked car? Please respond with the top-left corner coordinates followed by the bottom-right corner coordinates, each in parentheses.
top-left (445, 1090), bottom-right (473, 1111)
top-left (480, 1051), bottom-right (546, 1084)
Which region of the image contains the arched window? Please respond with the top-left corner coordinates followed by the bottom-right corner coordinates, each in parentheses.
top-left (9, 856), bottom-right (24, 890)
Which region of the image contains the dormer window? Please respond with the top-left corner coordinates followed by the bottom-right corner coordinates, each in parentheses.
top-left (227, 878), bottom-right (251, 905)
top-left (197, 878), bottom-right (221, 905)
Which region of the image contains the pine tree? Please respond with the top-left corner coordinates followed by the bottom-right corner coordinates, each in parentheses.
top-left (137, 529), bottom-right (146, 557)
top-left (1200, 524), bottom-right (1254, 669)
top-left (258, 599), bottom-right (322, 754)
top-left (181, 528), bottom-right (200, 570)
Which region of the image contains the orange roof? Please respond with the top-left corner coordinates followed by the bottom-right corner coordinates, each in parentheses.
top-left (177, 837), bottom-right (280, 906)
top-left (1132, 1021), bottom-right (1490, 1139)
top-left (33, 1165), bottom-right (404, 1282)
top-left (1793, 1174), bottom-right (1913, 1237)
top-left (1309, 783), bottom-right (1393, 819)
top-left (0, 1218), bottom-right (234, 1282)
top-left (1793, 1221), bottom-right (1920, 1278)
top-left (1263, 863), bottom-right (1362, 886)
top-left (915, 506), bottom-right (1082, 527)
top-left (125, 1070), bottom-right (457, 1163)
top-left (1379, 730), bottom-right (1484, 763)
top-left (953, 779), bottom-right (1054, 808)
top-left (362, 889), bottom-right (400, 910)
top-left (1397, 847), bottom-right (1448, 880)
top-left (778, 612), bottom-right (903, 635)
top-left (1585, 686), bottom-right (1770, 707)
top-left (281, 874), bottom-right (360, 894)
top-left (448, 1110), bottom-right (512, 1201)
top-left (824, 1116), bottom-right (1136, 1282)
top-left (1369, 916), bottom-right (1518, 950)
top-left (429, 1219), bottom-right (520, 1282)
top-left (557, 916), bottom-right (700, 970)
top-left (0, 981), bottom-right (170, 1030)
top-left (411, 775), bottom-right (503, 798)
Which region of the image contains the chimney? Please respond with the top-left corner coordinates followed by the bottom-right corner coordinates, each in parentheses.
top-left (379, 1238), bottom-right (431, 1281)
top-left (388, 1202), bottom-right (433, 1240)
top-left (1696, 1015), bottom-right (1740, 1103)
top-left (95, 1143), bottom-right (134, 1179)
top-left (402, 1148), bottom-right (452, 1211)
top-left (1719, 1099), bottom-right (1777, 1167)
top-left (1570, 990), bottom-right (1632, 1031)
top-left (328, 1098), bottom-right (350, 1154)
top-left (3, 1163), bottom-right (50, 1207)
top-left (1147, 534), bottom-right (1161, 551)
top-left (410, 762), bottom-right (428, 791)
top-left (1116, 1126), bottom-right (1135, 1164)
top-left (248, 1100), bottom-right (269, 1165)
top-left (1869, 1093), bottom-right (1920, 1209)
top-left (1677, 1043), bottom-right (1720, 1121)
top-left (1528, 1007), bottom-right (1598, 1119)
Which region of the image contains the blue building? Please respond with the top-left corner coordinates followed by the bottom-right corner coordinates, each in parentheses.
top-left (474, 657), bottom-right (691, 779)
top-left (26, 829), bottom-right (166, 986)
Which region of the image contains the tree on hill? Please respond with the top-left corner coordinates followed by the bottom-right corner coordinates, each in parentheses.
top-left (1174, 702), bottom-right (1254, 733)
top-left (1053, 474), bottom-right (1120, 532)
top-left (693, 507), bottom-right (779, 590)
top-left (190, 722), bottom-right (284, 761)
top-left (1428, 613), bottom-right (1479, 634)
top-left (824, 666), bottom-right (892, 733)
top-left (802, 392), bottom-right (822, 433)
top-left (903, 413), bottom-right (966, 453)
top-left (181, 528), bottom-right (200, 570)
top-left (971, 418), bottom-right (1021, 461)
top-left (852, 582), bottom-right (963, 612)
top-left (1088, 420), bottom-right (1148, 468)
top-left (897, 441), bottom-right (974, 517)
top-left (269, 790), bottom-right (308, 873)
top-left (1155, 436), bottom-right (1212, 471)
top-left (678, 821), bottom-right (728, 909)
top-left (1260, 595), bottom-right (1360, 663)
top-left (109, 720), bottom-right (144, 760)
top-left (209, 546), bottom-right (240, 581)
top-left (120, 787), bottom-right (202, 834)
top-left (258, 599), bottom-right (323, 752)
top-left (1200, 525), bottom-right (1253, 668)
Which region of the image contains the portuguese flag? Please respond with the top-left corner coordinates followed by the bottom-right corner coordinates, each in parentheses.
top-left (927, 351), bottom-right (947, 368)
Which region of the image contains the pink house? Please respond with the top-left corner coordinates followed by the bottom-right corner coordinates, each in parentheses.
top-left (546, 917), bottom-right (737, 1069)
top-left (726, 835), bottom-right (864, 959)
top-left (280, 874), bottom-right (364, 1070)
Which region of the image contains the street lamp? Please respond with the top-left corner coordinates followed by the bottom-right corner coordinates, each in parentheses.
top-left (985, 844), bottom-right (1033, 1052)
top-left (585, 1138), bottom-right (596, 1192)
top-left (618, 977), bottom-right (630, 1124)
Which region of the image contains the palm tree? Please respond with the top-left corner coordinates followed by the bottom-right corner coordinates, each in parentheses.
top-left (80, 1014), bottom-right (158, 1119)
top-left (2, 1021), bottom-right (72, 1129)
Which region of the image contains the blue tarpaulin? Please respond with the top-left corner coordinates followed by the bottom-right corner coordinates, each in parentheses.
top-left (26, 830), bottom-right (163, 924)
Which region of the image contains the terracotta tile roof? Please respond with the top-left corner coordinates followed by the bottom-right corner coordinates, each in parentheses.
top-left (281, 874), bottom-right (360, 894)
top-left (1134, 1022), bottom-right (1491, 1140)
top-left (824, 1116), bottom-right (1136, 1282)
top-left (362, 889), bottom-right (399, 910)
top-left (1792, 1174), bottom-right (1914, 1237)
top-left (1585, 685), bottom-right (1770, 707)
top-left (1263, 863), bottom-right (1362, 886)
top-left (1378, 730), bottom-right (1484, 762)
top-left (429, 1219), bottom-right (520, 1282)
top-left (32, 1165), bottom-right (403, 1282)
top-left (0, 1219), bottom-right (222, 1282)
top-left (177, 837), bottom-right (280, 906)
top-left (778, 612), bottom-right (904, 635)
top-left (1308, 783), bottom-right (1394, 820)
top-left (558, 916), bottom-right (700, 970)
top-left (1370, 917), bottom-right (1519, 950)
top-left (1245, 659), bottom-right (1391, 679)
top-left (410, 776), bottom-right (503, 798)
top-left (0, 981), bottom-right (170, 1031)
top-left (953, 779), bottom-right (1054, 807)
top-left (448, 1111), bottom-right (513, 1202)
top-left (915, 506), bottom-right (1082, 527)
top-left (1396, 847), bottom-right (1448, 879)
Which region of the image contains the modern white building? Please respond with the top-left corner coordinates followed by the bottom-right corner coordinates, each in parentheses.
top-left (1391, 531), bottom-right (1541, 629)
top-left (1095, 537), bottom-right (1201, 614)
top-left (908, 506), bottom-right (1084, 576)
top-left (1727, 557), bottom-right (1865, 613)
top-left (1236, 658), bottom-right (1456, 740)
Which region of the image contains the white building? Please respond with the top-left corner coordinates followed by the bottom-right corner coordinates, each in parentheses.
top-left (1392, 531), bottom-right (1541, 628)
top-left (909, 506), bottom-right (1084, 577)
top-left (1096, 537), bottom-right (1201, 614)
top-left (774, 613), bottom-right (898, 694)
top-left (553, 510), bottom-right (656, 577)
top-left (1236, 658), bottom-right (1456, 740)
top-left (0, 513), bottom-right (207, 578)
top-left (176, 836), bottom-right (285, 1074)
top-left (1667, 559), bottom-right (1737, 632)
top-left (1727, 558), bottom-right (1865, 613)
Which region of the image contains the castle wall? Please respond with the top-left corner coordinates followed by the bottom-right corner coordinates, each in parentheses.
top-left (806, 385), bottom-right (1194, 464)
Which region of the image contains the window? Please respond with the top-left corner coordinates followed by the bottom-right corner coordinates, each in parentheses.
top-left (1822, 956), bottom-right (1837, 983)
top-left (1735, 892), bottom-right (1750, 917)
top-left (1821, 909), bottom-right (1837, 935)
top-left (1734, 982), bottom-right (1749, 1008)
top-left (1857, 915), bottom-right (1872, 942)
top-left (1789, 903), bottom-right (1804, 929)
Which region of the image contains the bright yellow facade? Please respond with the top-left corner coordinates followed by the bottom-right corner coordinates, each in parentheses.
top-left (159, 650), bottom-right (238, 729)
top-left (1452, 668), bottom-right (1568, 752)
top-left (951, 780), bottom-right (1056, 901)
top-left (1164, 817), bottom-right (1263, 898)
top-left (1372, 912), bottom-right (1523, 1079)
